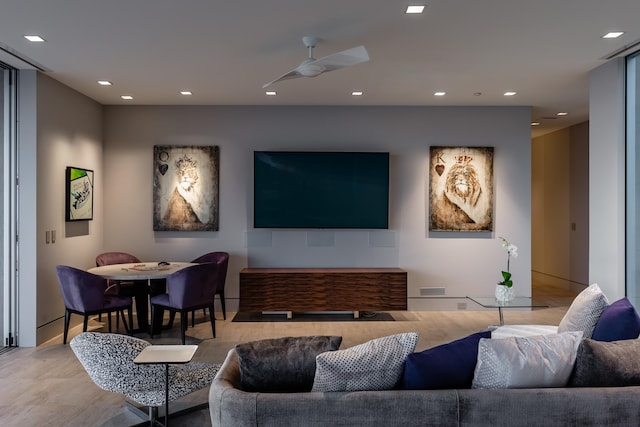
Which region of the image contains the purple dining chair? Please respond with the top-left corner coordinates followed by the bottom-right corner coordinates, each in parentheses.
top-left (150, 263), bottom-right (217, 344)
top-left (191, 251), bottom-right (230, 321)
top-left (55, 265), bottom-right (133, 344)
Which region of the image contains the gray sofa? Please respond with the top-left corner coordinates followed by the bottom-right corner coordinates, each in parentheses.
top-left (209, 348), bottom-right (640, 427)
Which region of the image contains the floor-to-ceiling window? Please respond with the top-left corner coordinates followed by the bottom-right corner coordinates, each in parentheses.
top-left (626, 52), bottom-right (640, 306)
top-left (1, 63), bottom-right (18, 350)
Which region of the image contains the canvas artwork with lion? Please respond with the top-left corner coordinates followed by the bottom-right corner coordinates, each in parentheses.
top-left (153, 145), bottom-right (219, 231)
top-left (429, 146), bottom-right (494, 231)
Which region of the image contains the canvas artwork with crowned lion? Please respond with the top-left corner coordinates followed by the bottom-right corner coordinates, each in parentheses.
top-left (429, 146), bottom-right (494, 232)
top-left (153, 145), bottom-right (219, 231)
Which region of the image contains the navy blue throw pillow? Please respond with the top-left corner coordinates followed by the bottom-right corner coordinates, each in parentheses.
top-left (591, 297), bottom-right (640, 342)
top-left (400, 330), bottom-right (491, 390)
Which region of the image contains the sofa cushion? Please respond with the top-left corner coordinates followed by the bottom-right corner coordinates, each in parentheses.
top-left (311, 332), bottom-right (419, 392)
top-left (235, 335), bottom-right (342, 392)
top-left (400, 331), bottom-right (490, 390)
top-left (472, 331), bottom-right (582, 389)
top-left (557, 283), bottom-right (609, 338)
top-left (569, 338), bottom-right (640, 387)
top-left (591, 297), bottom-right (640, 342)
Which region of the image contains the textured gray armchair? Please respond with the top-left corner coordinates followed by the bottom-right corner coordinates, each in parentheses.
top-left (70, 332), bottom-right (220, 425)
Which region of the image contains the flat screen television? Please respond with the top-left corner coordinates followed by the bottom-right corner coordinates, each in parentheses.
top-left (254, 151), bottom-right (389, 229)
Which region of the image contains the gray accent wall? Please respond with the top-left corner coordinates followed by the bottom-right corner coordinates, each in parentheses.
top-left (102, 105), bottom-right (532, 312)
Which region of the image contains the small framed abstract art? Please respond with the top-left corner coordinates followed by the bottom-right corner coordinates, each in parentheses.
top-left (65, 166), bottom-right (94, 221)
top-left (153, 145), bottom-right (220, 231)
top-left (429, 146), bottom-right (494, 232)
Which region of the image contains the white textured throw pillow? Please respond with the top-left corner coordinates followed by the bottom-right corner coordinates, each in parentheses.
top-left (491, 324), bottom-right (559, 339)
top-left (557, 283), bottom-right (609, 338)
top-left (471, 331), bottom-right (582, 389)
top-left (311, 332), bottom-right (419, 392)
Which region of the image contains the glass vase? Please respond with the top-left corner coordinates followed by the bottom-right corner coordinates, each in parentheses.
top-left (495, 284), bottom-right (515, 302)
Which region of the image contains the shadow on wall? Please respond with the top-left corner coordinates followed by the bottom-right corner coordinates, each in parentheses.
top-left (66, 221), bottom-right (89, 238)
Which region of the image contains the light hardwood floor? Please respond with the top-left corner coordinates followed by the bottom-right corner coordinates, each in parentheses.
top-left (0, 280), bottom-right (580, 427)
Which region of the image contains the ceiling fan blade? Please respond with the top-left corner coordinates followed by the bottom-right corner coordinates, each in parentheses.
top-left (262, 69), bottom-right (302, 88)
top-left (311, 45), bottom-right (369, 72)
top-left (262, 45), bottom-right (369, 88)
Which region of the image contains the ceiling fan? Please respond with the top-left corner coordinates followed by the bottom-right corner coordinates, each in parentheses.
top-left (262, 36), bottom-right (369, 88)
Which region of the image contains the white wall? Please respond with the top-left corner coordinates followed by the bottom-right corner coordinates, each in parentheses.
top-left (103, 105), bottom-right (532, 311)
top-left (34, 74), bottom-right (103, 345)
top-left (589, 58), bottom-right (626, 301)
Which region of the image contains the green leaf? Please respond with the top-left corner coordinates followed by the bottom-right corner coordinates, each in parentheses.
top-left (499, 271), bottom-right (513, 288)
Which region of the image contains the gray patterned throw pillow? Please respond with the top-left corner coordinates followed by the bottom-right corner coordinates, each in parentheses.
top-left (311, 332), bottom-right (419, 392)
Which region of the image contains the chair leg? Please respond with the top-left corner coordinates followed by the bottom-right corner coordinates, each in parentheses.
top-left (83, 315), bottom-right (89, 332)
top-left (118, 310), bottom-right (126, 333)
top-left (209, 304), bottom-right (216, 338)
top-left (63, 310), bottom-right (71, 345)
top-left (167, 311), bottom-right (176, 328)
top-left (128, 307), bottom-right (134, 336)
top-left (219, 291), bottom-right (226, 320)
top-left (191, 310), bottom-right (195, 328)
top-left (107, 311), bottom-right (113, 332)
top-left (180, 311), bottom-right (187, 345)
top-left (150, 305), bottom-right (157, 339)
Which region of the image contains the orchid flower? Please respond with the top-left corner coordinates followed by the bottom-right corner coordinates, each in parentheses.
top-left (498, 236), bottom-right (517, 287)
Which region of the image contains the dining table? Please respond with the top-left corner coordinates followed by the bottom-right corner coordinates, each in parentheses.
top-left (88, 261), bottom-right (196, 281)
top-left (88, 262), bottom-right (196, 334)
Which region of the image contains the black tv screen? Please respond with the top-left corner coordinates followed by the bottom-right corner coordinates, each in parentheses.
top-left (254, 151), bottom-right (389, 229)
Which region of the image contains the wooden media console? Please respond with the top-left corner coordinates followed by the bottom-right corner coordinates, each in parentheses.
top-left (239, 268), bottom-right (407, 318)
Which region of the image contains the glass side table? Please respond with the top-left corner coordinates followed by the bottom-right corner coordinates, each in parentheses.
top-left (467, 296), bottom-right (547, 326)
top-left (134, 344), bottom-right (198, 426)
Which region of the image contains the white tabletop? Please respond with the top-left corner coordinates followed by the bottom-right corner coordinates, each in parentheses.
top-left (88, 262), bottom-right (196, 280)
top-left (134, 345), bottom-right (199, 364)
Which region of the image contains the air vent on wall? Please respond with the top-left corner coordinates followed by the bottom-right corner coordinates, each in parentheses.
top-left (0, 42), bottom-right (48, 71)
top-left (602, 38), bottom-right (640, 60)
top-left (420, 287), bottom-right (446, 296)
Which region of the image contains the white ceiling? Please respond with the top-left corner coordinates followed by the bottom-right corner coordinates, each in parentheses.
top-left (2, 0), bottom-right (640, 137)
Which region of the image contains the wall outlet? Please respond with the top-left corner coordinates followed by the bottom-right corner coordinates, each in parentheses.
top-left (419, 287), bottom-right (446, 296)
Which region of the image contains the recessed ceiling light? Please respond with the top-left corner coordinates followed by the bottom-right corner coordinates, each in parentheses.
top-left (603, 32), bottom-right (624, 39)
top-left (473, 92), bottom-right (482, 96)
top-left (97, 80), bottom-right (112, 86)
top-left (531, 122), bottom-right (541, 126)
top-left (121, 95), bottom-right (133, 100)
top-left (180, 91), bottom-right (193, 96)
top-left (406, 5), bottom-right (425, 14)
top-left (504, 91), bottom-right (517, 96)
top-left (434, 92), bottom-right (446, 96)
top-left (24, 35), bottom-right (45, 42)
top-left (352, 91), bottom-right (363, 96)
top-left (265, 91), bottom-right (277, 96)
top-left (557, 112), bottom-right (568, 116)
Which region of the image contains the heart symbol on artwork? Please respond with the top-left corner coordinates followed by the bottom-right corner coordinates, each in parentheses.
top-left (435, 164), bottom-right (445, 176)
top-left (159, 164), bottom-right (168, 175)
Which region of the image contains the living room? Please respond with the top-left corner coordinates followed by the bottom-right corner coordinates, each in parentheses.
top-left (2, 1), bottom-right (640, 425)
top-left (0, 0), bottom-right (630, 349)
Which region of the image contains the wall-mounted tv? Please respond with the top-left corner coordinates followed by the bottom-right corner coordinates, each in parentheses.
top-left (254, 151), bottom-right (389, 229)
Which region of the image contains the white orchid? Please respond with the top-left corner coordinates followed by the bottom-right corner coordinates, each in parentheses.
top-left (498, 236), bottom-right (517, 287)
